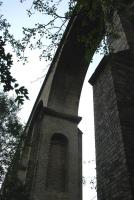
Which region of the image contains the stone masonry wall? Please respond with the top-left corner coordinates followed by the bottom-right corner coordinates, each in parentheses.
top-left (89, 53), bottom-right (133, 200)
top-left (112, 50), bottom-right (134, 196)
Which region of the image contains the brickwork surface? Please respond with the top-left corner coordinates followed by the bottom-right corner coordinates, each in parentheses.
top-left (90, 50), bottom-right (134, 200)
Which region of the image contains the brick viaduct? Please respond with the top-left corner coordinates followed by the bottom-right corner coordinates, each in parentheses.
top-left (1, 1), bottom-right (134, 200)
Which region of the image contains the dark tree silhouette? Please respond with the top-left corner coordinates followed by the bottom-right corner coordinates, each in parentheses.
top-left (0, 92), bottom-right (24, 185)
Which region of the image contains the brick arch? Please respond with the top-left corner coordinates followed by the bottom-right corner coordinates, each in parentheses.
top-left (46, 11), bottom-right (103, 116)
top-left (0, 3), bottom-right (104, 199)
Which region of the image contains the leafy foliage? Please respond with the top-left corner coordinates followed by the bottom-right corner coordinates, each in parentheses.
top-left (1, 0), bottom-right (133, 64)
top-left (0, 92), bottom-right (24, 185)
top-left (20, 0), bottom-right (134, 60)
top-left (21, 0), bottom-right (104, 61)
top-left (0, 37), bottom-right (29, 105)
top-left (16, 0), bottom-right (117, 61)
top-left (0, 2), bottom-right (29, 104)
top-left (21, 0), bottom-right (76, 61)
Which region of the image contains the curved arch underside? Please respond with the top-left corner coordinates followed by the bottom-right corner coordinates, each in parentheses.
top-left (26, 3), bottom-right (104, 125)
top-left (1, 2), bottom-right (105, 200)
top-left (21, 6), bottom-right (104, 200)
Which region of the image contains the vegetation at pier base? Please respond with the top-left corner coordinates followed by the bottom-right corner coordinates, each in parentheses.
top-left (0, 92), bottom-right (24, 185)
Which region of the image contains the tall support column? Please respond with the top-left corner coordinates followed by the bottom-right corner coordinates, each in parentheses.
top-left (1, 107), bottom-right (82, 200)
top-left (89, 50), bottom-right (134, 199)
top-left (25, 108), bottom-right (82, 200)
top-left (89, 1), bottom-right (134, 199)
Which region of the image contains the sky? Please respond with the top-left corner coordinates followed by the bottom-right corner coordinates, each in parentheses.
top-left (1, 1), bottom-right (104, 199)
